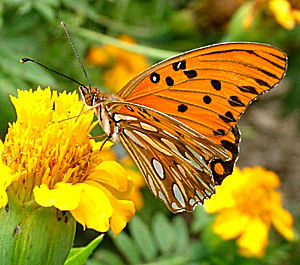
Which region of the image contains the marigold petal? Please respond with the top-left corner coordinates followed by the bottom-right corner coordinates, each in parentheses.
top-left (0, 163), bottom-right (18, 208)
top-left (269, 0), bottom-right (295, 29)
top-left (110, 199), bottom-right (135, 237)
top-left (212, 209), bottom-right (250, 239)
top-left (237, 217), bottom-right (269, 257)
top-left (95, 161), bottom-right (128, 191)
top-left (0, 139), bottom-right (4, 154)
top-left (272, 205), bottom-right (294, 240)
top-left (33, 183), bottom-right (81, 210)
top-left (293, 9), bottom-right (300, 24)
top-left (204, 186), bottom-right (235, 213)
top-left (71, 183), bottom-right (113, 232)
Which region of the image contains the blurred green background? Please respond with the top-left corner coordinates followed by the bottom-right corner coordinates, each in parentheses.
top-left (1, 0), bottom-right (299, 264)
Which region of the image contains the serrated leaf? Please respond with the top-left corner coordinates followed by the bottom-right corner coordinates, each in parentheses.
top-left (173, 216), bottom-right (189, 254)
top-left (152, 212), bottom-right (175, 254)
top-left (33, 1), bottom-right (55, 22)
top-left (191, 206), bottom-right (212, 233)
top-left (113, 231), bottom-right (142, 264)
top-left (129, 215), bottom-right (158, 261)
top-left (91, 249), bottom-right (125, 265)
top-left (64, 234), bottom-right (104, 265)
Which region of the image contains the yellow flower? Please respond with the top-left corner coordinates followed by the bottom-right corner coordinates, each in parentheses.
top-left (204, 167), bottom-right (294, 257)
top-left (243, 0), bottom-right (300, 29)
top-left (86, 35), bottom-right (150, 93)
top-left (0, 87), bottom-right (135, 236)
top-left (101, 148), bottom-right (145, 211)
top-left (121, 156), bottom-right (145, 211)
top-left (269, 0), bottom-right (300, 29)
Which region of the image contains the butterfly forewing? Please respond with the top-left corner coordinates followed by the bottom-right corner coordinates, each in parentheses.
top-left (117, 43), bottom-right (287, 146)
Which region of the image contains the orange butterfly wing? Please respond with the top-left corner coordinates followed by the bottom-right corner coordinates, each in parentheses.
top-left (116, 42), bottom-right (287, 183)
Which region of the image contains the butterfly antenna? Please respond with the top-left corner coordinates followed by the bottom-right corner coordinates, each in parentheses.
top-left (61, 21), bottom-right (91, 88)
top-left (20, 58), bottom-right (89, 89)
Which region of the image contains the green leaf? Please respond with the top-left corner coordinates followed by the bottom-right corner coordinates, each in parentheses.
top-left (90, 249), bottom-right (125, 265)
top-left (129, 215), bottom-right (158, 261)
top-left (33, 1), bottom-right (55, 22)
top-left (64, 234), bottom-right (104, 265)
top-left (152, 213), bottom-right (175, 254)
top-left (113, 231), bottom-right (142, 264)
top-left (191, 206), bottom-right (212, 233)
top-left (173, 216), bottom-right (189, 254)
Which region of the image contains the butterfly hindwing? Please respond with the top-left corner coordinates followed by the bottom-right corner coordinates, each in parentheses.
top-left (105, 102), bottom-right (238, 212)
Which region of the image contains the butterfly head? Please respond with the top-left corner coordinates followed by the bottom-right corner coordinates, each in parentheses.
top-left (79, 85), bottom-right (104, 107)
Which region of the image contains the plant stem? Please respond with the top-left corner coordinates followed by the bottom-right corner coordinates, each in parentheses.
top-left (75, 27), bottom-right (178, 60)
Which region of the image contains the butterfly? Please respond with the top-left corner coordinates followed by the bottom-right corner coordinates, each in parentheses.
top-left (79, 42), bottom-right (287, 213)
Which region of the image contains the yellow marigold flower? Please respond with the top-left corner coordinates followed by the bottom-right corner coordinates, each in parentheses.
top-left (243, 0), bottom-right (300, 29)
top-left (86, 35), bottom-right (149, 93)
top-left (204, 167), bottom-right (294, 257)
top-left (269, 0), bottom-right (297, 29)
top-left (121, 156), bottom-right (145, 211)
top-left (0, 87), bottom-right (135, 236)
top-left (101, 148), bottom-right (145, 211)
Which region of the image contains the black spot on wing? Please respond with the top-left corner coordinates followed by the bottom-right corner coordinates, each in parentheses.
top-left (150, 72), bottom-right (160, 83)
top-left (238, 86), bottom-right (258, 95)
top-left (172, 60), bottom-right (186, 71)
top-left (213, 129), bottom-right (225, 135)
top-left (126, 106), bottom-right (134, 112)
top-left (184, 70), bottom-right (197, 78)
top-left (211, 80), bottom-right (221, 90)
top-left (228, 96), bottom-right (245, 107)
top-left (138, 112), bottom-right (146, 118)
top-left (255, 78), bottom-right (271, 88)
top-left (177, 104), bottom-right (188, 112)
top-left (218, 111), bottom-right (236, 123)
top-left (165, 76), bottom-right (174, 86)
top-left (203, 95), bottom-right (212, 104)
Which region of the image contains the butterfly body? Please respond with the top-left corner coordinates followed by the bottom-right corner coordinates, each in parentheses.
top-left (80, 42), bottom-right (287, 213)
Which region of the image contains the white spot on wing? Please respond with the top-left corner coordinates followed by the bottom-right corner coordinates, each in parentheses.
top-left (123, 129), bottom-right (145, 148)
top-left (152, 158), bottom-right (165, 179)
top-left (147, 174), bottom-right (157, 196)
top-left (196, 190), bottom-right (204, 200)
top-left (172, 183), bottom-right (185, 207)
top-left (186, 146), bottom-right (209, 172)
top-left (133, 130), bottom-right (172, 156)
top-left (162, 130), bottom-right (179, 140)
top-left (177, 164), bottom-right (186, 178)
top-left (114, 114), bottom-right (137, 122)
top-left (158, 191), bottom-right (168, 205)
top-left (189, 198), bottom-right (195, 206)
top-left (170, 166), bottom-right (182, 180)
top-left (161, 138), bottom-right (181, 156)
top-left (140, 122), bottom-right (157, 132)
top-left (171, 202), bottom-right (180, 210)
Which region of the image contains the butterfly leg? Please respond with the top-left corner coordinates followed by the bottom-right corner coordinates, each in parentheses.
top-left (56, 107), bottom-right (94, 123)
top-left (89, 133), bottom-right (107, 140)
top-left (99, 136), bottom-right (110, 151)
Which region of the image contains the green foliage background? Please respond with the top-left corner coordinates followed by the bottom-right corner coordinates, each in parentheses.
top-left (1, 0), bottom-right (299, 264)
